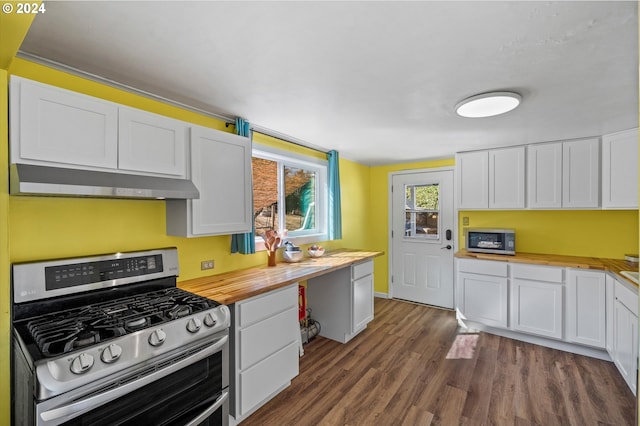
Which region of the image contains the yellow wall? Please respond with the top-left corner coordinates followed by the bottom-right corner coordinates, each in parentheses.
top-left (7, 58), bottom-right (372, 276)
top-left (0, 8), bottom-right (38, 425)
top-left (368, 159), bottom-right (639, 295)
top-left (459, 210), bottom-right (638, 259)
top-left (1, 68), bottom-right (11, 426)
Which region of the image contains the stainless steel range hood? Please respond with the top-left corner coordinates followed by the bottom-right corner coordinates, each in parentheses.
top-left (10, 164), bottom-right (200, 199)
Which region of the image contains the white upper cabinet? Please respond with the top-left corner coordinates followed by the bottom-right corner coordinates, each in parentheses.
top-left (456, 147), bottom-right (525, 209)
top-left (118, 107), bottom-right (187, 177)
top-left (562, 138), bottom-right (600, 208)
top-left (456, 150), bottom-right (488, 209)
top-left (10, 76), bottom-right (118, 169)
top-left (527, 142), bottom-right (563, 209)
top-left (166, 126), bottom-right (252, 237)
top-left (602, 128), bottom-right (638, 209)
top-left (526, 138), bottom-right (600, 209)
top-left (489, 146), bottom-right (525, 209)
top-left (10, 76), bottom-right (189, 178)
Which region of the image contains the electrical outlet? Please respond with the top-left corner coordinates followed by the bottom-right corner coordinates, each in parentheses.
top-left (201, 260), bottom-right (215, 270)
top-left (462, 216), bottom-right (469, 226)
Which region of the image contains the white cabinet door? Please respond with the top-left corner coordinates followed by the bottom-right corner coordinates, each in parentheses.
top-left (602, 128), bottom-right (638, 209)
top-left (606, 274), bottom-right (615, 354)
top-left (511, 278), bottom-right (563, 339)
top-left (489, 146), bottom-right (525, 209)
top-left (613, 299), bottom-right (638, 396)
top-left (562, 138), bottom-right (600, 208)
top-left (166, 126), bottom-right (252, 237)
top-left (11, 76), bottom-right (118, 169)
top-left (352, 273), bottom-right (374, 333)
top-left (566, 270), bottom-right (606, 348)
top-left (459, 272), bottom-right (508, 328)
top-left (456, 151), bottom-right (488, 209)
top-left (191, 127), bottom-right (252, 235)
top-left (118, 107), bottom-right (187, 177)
top-left (527, 142), bottom-right (562, 209)
top-left (232, 284), bottom-right (299, 420)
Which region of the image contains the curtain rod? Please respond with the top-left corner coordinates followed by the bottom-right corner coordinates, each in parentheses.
top-left (225, 122), bottom-right (328, 155)
top-left (17, 51), bottom-right (329, 155)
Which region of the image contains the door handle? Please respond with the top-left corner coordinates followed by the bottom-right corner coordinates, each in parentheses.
top-left (441, 245), bottom-right (452, 250)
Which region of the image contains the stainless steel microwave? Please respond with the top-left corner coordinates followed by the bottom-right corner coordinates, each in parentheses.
top-left (465, 228), bottom-right (516, 255)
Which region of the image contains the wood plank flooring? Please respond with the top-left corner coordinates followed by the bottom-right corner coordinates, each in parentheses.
top-left (241, 298), bottom-right (636, 426)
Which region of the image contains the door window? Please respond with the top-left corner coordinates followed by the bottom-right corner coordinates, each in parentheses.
top-left (404, 184), bottom-right (439, 239)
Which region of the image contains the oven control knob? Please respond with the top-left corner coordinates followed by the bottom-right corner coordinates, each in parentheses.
top-left (186, 317), bottom-right (202, 333)
top-left (70, 353), bottom-right (94, 375)
top-left (101, 344), bottom-right (122, 364)
top-left (148, 329), bottom-right (167, 347)
top-left (203, 313), bottom-right (217, 328)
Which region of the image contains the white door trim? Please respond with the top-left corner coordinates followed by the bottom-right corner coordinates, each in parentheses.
top-left (387, 166), bottom-right (456, 304)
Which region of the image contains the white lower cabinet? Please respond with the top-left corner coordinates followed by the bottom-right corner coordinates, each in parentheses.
top-left (307, 260), bottom-right (374, 343)
top-left (566, 270), bottom-right (606, 348)
top-left (230, 284), bottom-right (299, 421)
top-left (457, 259), bottom-right (508, 328)
top-left (457, 257), bottom-right (638, 395)
top-left (605, 274), bottom-right (615, 353)
top-left (510, 264), bottom-right (564, 339)
top-left (608, 275), bottom-right (638, 395)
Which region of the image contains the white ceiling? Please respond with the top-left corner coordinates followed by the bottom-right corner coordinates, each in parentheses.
top-left (18, 1), bottom-right (639, 165)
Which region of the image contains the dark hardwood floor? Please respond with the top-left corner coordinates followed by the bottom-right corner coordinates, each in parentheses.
top-left (241, 298), bottom-right (636, 425)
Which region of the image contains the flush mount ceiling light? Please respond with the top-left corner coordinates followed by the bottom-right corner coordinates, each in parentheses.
top-left (455, 91), bottom-right (522, 118)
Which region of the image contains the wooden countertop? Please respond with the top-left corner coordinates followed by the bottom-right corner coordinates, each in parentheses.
top-left (455, 250), bottom-right (639, 286)
top-left (178, 249), bottom-right (383, 304)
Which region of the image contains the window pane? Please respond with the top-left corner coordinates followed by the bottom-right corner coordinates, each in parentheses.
top-left (404, 184), bottom-right (439, 239)
top-left (253, 157), bottom-right (279, 238)
top-left (284, 166), bottom-right (316, 232)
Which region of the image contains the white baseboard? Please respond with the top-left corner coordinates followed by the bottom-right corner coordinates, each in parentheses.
top-left (374, 292), bottom-right (389, 299)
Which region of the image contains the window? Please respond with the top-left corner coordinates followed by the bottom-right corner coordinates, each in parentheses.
top-left (252, 147), bottom-right (327, 246)
top-left (404, 183), bottom-right (440, 239)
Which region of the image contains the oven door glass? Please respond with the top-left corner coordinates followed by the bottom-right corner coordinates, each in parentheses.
top-left (61, 352), bottom-right (225, 426)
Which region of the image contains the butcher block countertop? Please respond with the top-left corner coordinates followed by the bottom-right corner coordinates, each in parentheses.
top-left (455, 250), bottom-right (639, 287)
top-left (178, 249), bottom-right (383, 304)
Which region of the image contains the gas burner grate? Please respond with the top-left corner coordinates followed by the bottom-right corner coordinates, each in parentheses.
top-left (25, 288), bottom-right (218, 357)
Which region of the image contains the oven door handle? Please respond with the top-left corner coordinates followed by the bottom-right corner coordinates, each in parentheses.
top-left (184, 390), bottom-right (228, 426)
top-left (39, 334), bottom-right (228, 425)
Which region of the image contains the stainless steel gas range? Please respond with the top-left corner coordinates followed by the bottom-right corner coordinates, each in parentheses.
top-left (11, 248), bottom-right (230, 426)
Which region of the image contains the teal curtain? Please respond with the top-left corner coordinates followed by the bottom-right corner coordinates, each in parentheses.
top-left (231, 118), bottom-right (256, 254)
top-left (327, 150), bottom-right (342, 240)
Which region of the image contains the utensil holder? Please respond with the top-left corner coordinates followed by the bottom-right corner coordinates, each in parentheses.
top-left (267, 251), bottom-right (277, 267)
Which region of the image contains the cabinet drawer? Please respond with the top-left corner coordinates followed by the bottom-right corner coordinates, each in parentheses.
top-left (238, 341), bottom-right (299, 416)
top-left (615, 278), bottom-right (639, 316)
top-left (457, 259), bottom-right (508, 277)
top-left (352, 260), bottom-right (374, 280)
top-left (239, 306), bottom-right (297, 370)
top-left (511, 264), bottom-right (563, 283)
top-left (237, 284), bottom-right (297, 327)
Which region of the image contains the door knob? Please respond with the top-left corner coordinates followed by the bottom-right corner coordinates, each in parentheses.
top-left (441, 245), bottom-right (452, 250)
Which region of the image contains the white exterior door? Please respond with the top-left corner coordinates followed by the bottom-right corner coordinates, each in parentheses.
top-left (390, 169), bottom-right (455, 309)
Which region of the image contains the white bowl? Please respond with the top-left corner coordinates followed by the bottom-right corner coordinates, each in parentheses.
top-left (283, 250), bottom-right (304, 263)
top-left (307, 248), bottom-right (325, 258)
